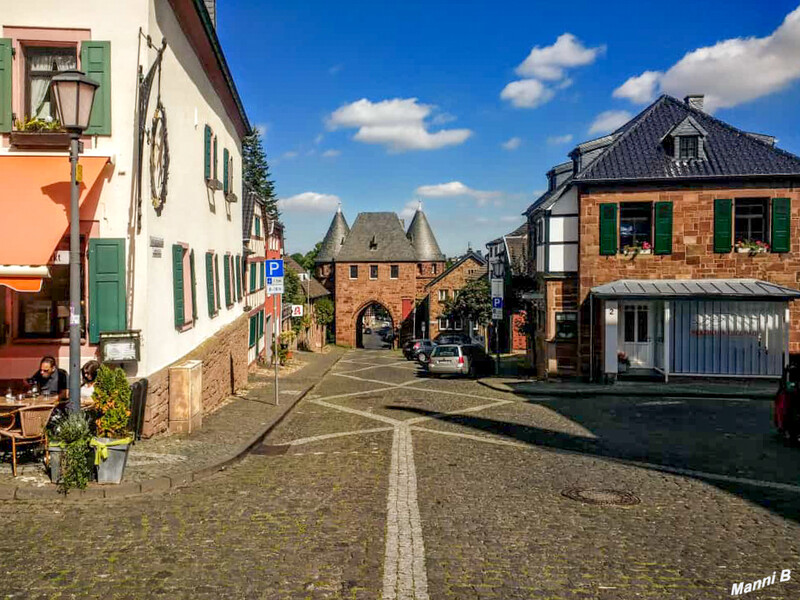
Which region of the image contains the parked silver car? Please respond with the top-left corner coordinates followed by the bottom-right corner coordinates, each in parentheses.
top-left (425, 344), bottom-right (492, 378)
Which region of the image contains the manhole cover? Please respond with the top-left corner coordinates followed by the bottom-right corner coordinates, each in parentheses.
top-left (561, 488), bottom-right (640, 506)
top-left (251, 444), bottom-right (290, 456)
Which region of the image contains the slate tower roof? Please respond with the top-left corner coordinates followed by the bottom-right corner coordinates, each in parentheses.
top-left (406, 205), bottom-right (445, 262)
top-left (315, 206), bottom-right (350, 263)
top-left (336, 212), bottom-right (417, 262)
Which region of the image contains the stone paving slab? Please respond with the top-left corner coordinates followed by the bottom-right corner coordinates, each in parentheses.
top-left (480, 376), bottom-right (778, 399)
top-left (0, 347), bottom-right (345, 499)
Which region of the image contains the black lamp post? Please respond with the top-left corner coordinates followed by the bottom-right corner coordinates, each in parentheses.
top-left (50, 70), bottom-right (99, 413)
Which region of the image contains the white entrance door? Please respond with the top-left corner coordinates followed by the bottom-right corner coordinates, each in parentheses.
top-left (621, 302), bottom-right (654, 368)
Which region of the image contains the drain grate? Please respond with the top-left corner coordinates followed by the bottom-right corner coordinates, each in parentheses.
top-left (561, 488), bottom-right (640, 506)
top-left (251, 444), bottom-right (290, 456)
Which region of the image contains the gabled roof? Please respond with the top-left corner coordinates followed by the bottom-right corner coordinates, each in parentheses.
top-left (576, 95), bottom-right (800, 182)
top-left (284, 256), bottom-right (330, 299)
top-left (315, 207), bottom-right (350, 263)
top-left (524, 176), bottom-right (573, 216)
top-left (425, 250), bottom-right (487, 290)
top-left (406, 206), bottom-right (445, 262)
top-left (242, 189), bottom-right (257, 243)
top-left (336, 212), bottom-right (418, 262)
top-left (505, 222), bottom-right (528, 237)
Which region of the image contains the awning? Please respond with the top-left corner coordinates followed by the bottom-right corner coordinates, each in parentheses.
top-left (591, 279), bottom-right (800, 300)
top-left (0, 155), bottom-right (109, 267)
top-left (0, 265), bottom-right (50, 293)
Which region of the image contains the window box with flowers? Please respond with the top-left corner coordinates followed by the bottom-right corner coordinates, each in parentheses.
top-left (622, 241), bottom-right (652, 256)
top-left (9, 118), bottom-right (70, 149)
top-left (735, 240), bottom-right (769, 255)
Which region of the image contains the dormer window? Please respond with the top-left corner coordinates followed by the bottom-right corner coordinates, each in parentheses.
top-left (679, 136), bottom-right (699, 159)
top-left (369, 235), bottom-right (378, 250)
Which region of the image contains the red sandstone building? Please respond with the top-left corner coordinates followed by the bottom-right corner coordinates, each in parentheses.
top-left (525, 94), bottom-right (800, 381)
top-left (315, 206), bottom-right (447, 347)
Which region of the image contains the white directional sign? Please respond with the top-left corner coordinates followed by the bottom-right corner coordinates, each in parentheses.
top-left (291, 304), bottom-right (304, 317)
top-left (491, 278), bottom-right (504, 298)
top-left (492, 307), bottom-right (503, 320)
top-left (266, 276), bottom-right (284, 295)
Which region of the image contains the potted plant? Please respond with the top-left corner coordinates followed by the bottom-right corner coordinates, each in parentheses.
top-left (735, 239), bottom-right (769, 255)
top-left (617, 351), bottom-right (631, 373)
top-left (90, 365), bottom-right (134, 484)
top-left (10, 117), bottom-right (70, 149)
top-left (46, 412), bottom-right (94, 493)
top-left (623, 241), bottom-right (652, 256)
top-left (280, 330), bottom-right (296, 362)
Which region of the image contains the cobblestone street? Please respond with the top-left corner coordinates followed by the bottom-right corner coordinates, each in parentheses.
top-left (3, 349), bottom-right (800, 599)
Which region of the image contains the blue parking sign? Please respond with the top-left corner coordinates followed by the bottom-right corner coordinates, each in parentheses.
top-left (492, 297), bottom-right (503, 309)
top-left (265, 259), bottom-right (284, 278)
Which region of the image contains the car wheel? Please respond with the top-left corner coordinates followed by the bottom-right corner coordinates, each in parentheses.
top-left (418, 353), bottom-right (429, 364)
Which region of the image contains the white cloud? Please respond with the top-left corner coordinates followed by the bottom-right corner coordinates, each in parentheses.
top-left (279, 192), bottom-right (340, 213)
top-left (501, 33), bottom-right (604, 109)
top-left (515, 33), bottom-right (606, 81)
top-left (253, 123), bottom-right (268, 137)
top-left (547, 134), bottom-right (573, 145)
top-left (614, 6), bottom-right (800, 111)
top-left (501, 79), bottom-right (555, 108)
top-left (613, 70), bottom-right (662, 104)
top-left (282, 150), bottom-right (298, 159)
top-left (398, 200), bottom-right (419, 221)
top-left (502, 136), bottom-right (522, 151)
top-left (588, 110), bottom-right (632, 134)
top-left (415, 181), bottom-right (501, 207)
top-left (328, 64), bottom-right (343, 75)
top-left (322, 149), bottom-right (341, 158)
top-left (431, 112), bottom-right (457, 125)
top-left (314, 134), bottom-right (324, 145)
top-left (327, 98), bottom-right (472, 152)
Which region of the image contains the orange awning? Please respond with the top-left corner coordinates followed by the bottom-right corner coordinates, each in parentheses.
top-left (0, 265), bottom-right (49, 293)
top-left (0, 155), bottom-right (109, 267)
top-left (0, 277), bottom-right (43, 292)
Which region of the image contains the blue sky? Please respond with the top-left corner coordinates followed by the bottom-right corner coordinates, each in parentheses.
top-left (217, 0), bottom-right (800, 256)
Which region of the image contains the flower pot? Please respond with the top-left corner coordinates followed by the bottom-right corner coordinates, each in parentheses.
top-left (48, 445), bottom-right (64, 483)
top-left (92, 437), bottom-right (132, 484)
top-left (736, 247), bottom-right (767, 254)
top-left (618, 362), bottom-right (629, 373)
top-left (10, 131), bottom-right (70, 149)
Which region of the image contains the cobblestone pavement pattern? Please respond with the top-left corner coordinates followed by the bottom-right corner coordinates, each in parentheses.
top-left (2, 349), bottom-right (800, 599)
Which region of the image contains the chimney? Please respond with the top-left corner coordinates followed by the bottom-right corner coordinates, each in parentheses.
top-left (684, 94), bottom-right (704, 112)
top-left (204, 0), bottom-right (217, 27)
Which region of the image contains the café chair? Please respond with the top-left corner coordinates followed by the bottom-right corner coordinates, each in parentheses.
top-left (0, 404), bottom-right (56, 476)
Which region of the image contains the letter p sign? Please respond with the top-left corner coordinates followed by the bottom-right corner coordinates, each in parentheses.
top-left (266, 260), bottom-right (284, 278)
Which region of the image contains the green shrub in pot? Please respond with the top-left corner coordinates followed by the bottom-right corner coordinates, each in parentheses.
top-left (47, 412), bottom-right (93, 493)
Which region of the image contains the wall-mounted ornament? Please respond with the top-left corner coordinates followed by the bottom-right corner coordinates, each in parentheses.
top-left (150, 101), bottom-right (170, 214)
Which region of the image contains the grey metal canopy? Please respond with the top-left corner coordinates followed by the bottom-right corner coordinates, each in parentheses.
top-left (591, 279), bottom-right (800, 300)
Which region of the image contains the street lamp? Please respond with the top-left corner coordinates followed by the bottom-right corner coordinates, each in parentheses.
top-left (50, 70), bottom-right (99, 413)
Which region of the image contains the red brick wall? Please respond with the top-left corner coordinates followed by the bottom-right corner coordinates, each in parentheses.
top-left (579, 185), bottom-right (800, 361)
top-left (334, 262), bottom-right (417, 346)
top-left (141, 314), bottom-right (249, 438)
top-left (535, 277), bottom-right (579, 376)
top-left (426, 257), bottom-right (485, 338)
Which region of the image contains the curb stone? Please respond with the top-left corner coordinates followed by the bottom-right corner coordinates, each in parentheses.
top-left (477, 378), bottom-right (774, 400)
top-left (0, 351), bottom-right (344, 502)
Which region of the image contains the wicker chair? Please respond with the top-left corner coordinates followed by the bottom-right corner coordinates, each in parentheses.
top-left (0, 404), bottom-right (55, 476)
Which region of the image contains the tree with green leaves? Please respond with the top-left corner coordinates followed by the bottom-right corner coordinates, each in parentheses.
top-left (242, 130), bottom-right (278, 219)
top-left (283, 268), bottom-right (306, 307)
top-left (443, 277), bottom-right (491, 326)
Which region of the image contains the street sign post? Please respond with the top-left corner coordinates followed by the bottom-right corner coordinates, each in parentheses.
top-left (265, 259), bottom-right (284, 407)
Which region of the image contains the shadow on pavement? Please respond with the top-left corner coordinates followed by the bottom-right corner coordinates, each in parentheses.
top-left (388, 404), bottom-right (800, 525)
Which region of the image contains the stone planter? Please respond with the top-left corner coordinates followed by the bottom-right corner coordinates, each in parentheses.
top-left (623, 248), bottom-right (651, 256)
top-left (92, 437), bottom-right (132, 484)
top-left (736, 246), bottom-right (767, 254)
top-left (10, 131), bottom-right (70, 150)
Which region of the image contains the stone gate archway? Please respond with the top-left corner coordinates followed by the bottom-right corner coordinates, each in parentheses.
top-left (354, 301), bottom-right (396, 349)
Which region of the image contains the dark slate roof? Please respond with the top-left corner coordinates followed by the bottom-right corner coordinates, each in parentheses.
top-left (336, 212), bottom-right (417, 262)
top-left (315, 208), bottom-right (350, 263)
top-left (425, 250), bottom-right (487, 290)
top-left (284, 256), bottom-right (330, 298)
top-left (576, 95), bottom-right (800, 182)
top-left (242, 189), bottom-right (258, 243)
top-left (406, 207), bottom-right (445, 261)
top-left (591, 279), bottom-right (800, 300)
top-left (505, 222), bottom-right (528, 237)
top-left (524, 176), bottom-right (573, 216)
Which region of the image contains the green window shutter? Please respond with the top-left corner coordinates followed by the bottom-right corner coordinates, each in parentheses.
top-left (260, 262), bottom-right (265, 288)
top-left (189, 249), bottom-right (198, 321)
top-left (0, 39), bottom-right (12, 133)
top-left (206, 252), bottom-right (215, 316)
top-left (204, 126), bottom-right (212, 180)
top-left (249, 316), bottom-right (256, 347)
top-left (771, 198), bottom-right (791, 253)
top-left (214, 254), bottom-right (221, 309)
top-left (249, 261), bottom-right (256, 292)
top-left (80, 41), bottom-right (111, 135)
top-left (172, 245), bottom-right (185, 329)
top-left (223, 255), bottom-right (231, 306)
top-left (599, 204), bottom-right (617, 255)
top-left (713, 199), bottom-right (733, 253)
top-left (213, 136), bottom-right (218, 181)
top-left (88, 238), bottom-right (127, 344)
top-left (654, 202), bottom-right (673, 255)
top-left (223, 148), bottom-right (229, 194)
top-left (235, 255), bottom-right (242, 301)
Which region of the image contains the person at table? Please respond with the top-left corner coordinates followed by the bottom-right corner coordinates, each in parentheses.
top-left (27, 356), bottom-right (67, 400)
top-left (80, 360), bottom-right (100, 405)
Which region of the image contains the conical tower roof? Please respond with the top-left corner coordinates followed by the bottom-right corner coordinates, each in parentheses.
top-left (315, 206), bottom-right (350, 263)
top-left (406, 204), bottom-right (445, 261)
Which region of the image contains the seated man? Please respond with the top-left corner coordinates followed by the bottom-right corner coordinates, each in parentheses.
top-left (27, 356), bottom-right (68, 400)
